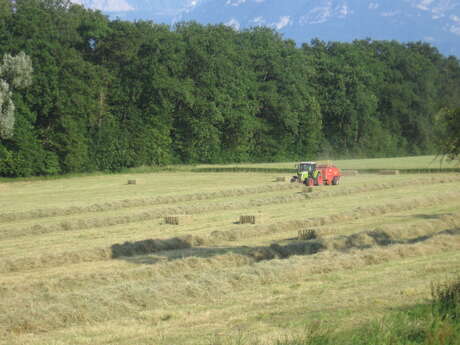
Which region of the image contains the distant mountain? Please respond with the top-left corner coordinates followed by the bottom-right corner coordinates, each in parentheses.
top-left (72, 0), bottom-right (460, 57)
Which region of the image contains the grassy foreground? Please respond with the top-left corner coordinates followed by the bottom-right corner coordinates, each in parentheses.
top-left (0, 156), bottom-right (460, 345)
top-left (274, 278), bottom-right (460, 345)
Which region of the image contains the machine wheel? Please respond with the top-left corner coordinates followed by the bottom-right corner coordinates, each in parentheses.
top-left (316, 174), bottom-right (323, 186)
top-left (332, 176), bottom-right (340, 185)
top-left (290, 176), bottom-right (298, 183)
top-left (307, 178), bottom-right (315, 187)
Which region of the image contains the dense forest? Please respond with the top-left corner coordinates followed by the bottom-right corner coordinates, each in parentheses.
top-left (1, 0), bottom-right (460, 177)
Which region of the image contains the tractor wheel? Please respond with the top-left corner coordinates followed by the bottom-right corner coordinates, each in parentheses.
top-left (290, 176), bottom-right (298, 183)
top-left (332, 176), bottom-right (340, 185)
top-left (316, 174), bottom-right (323, 186)
top-left (307, 178), bottom-right (315, 187)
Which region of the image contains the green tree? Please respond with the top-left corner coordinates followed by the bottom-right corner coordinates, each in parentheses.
top-left (0, 52), bottom-right (33, 139)
top-left (436, 108), bottom-right (460, 161)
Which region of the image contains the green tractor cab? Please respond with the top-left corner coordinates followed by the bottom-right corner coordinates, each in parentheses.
top-left (291, 161), bottom-right (317, 184)
top-left (291, 161), bottom-right (341, 186)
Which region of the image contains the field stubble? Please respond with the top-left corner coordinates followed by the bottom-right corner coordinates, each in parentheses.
top-left (0, 169), bottom-right (460, 345)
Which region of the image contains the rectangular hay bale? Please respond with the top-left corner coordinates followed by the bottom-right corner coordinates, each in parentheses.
top-left (275, 176), bottom-right (288, 182)
top-left (165, 215), bottom-right (193, 225)
top-left (239, 215), bottom-right (262, 224)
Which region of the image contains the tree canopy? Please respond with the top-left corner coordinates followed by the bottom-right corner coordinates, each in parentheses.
top-left (1, 0), bottom-right (460, 176)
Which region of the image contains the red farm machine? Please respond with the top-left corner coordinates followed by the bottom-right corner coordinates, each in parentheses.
top-left (291, 161), bottom-right (341, 186)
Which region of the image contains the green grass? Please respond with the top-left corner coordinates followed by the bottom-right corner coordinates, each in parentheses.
top-left (0, 156), bottom-right (458, 184)
top-left (197, 155), bottom-right (459, 171)
top-left (273, 278), bottom-right (460, 345)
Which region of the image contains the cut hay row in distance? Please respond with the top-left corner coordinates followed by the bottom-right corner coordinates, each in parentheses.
top-left (0, 182), bottom-right (304, 223)
top-left (3, 176), bottom-right (459, 240)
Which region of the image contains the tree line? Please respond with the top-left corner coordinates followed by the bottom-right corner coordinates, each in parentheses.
top-left (1, 0), bottom-right (459, 177)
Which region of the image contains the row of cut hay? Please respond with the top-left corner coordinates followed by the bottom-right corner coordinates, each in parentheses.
top-left (4, 212), bottom-right (460, 295)
top-left (4, 175), bottom-right (459, 240)
top-left (0, 252), bottom-right (254, 299)
top-left (0, 247), bottom-right (112, 274)
top-left (0, 193), bottom-right (309, 239)
top-left (2, 174), bottom-right (459, 225)
top-left (2, 229), bottom-right (460, 337)
top-left (379, 169), bottom-right (400, 175)
top-left (208, 192), bottom-right (460, 242)
top-left (3, 193), bottom-right (459, 274)
top-left (305, 175), bottom-right (460, 199)
top-left (0, 236), bottom-right (205, 273)
top-left (0, 182), bottom-right (304, 223)
top-left (248, 212), bottom-right (460, 261)
top-left (342, 169), bottom-right (359, 176)
top-left (111, 235), bottom-right (206, 258)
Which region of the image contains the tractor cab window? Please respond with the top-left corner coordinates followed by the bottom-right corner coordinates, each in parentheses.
top-left (299, 163), bottom-right (316, 173)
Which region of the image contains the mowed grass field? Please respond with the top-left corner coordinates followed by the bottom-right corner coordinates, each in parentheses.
top-left (1, 157), bottom-right (460, 345)
top-left (199, 155), bottom-right (459, 170)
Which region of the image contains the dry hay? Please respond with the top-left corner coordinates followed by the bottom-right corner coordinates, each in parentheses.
top-left (3, 191), bottom-right (326, 239)
top-left (342, 170), bottom-right (359, 176)
top-left (298, 229), bottom-right (318, 240)
top-left (275, 176), bottom-right (289, 182)
top-left (0, 247), bottom-right (113, 273)
top-left (248, 211), bottom-right (460, 262)
top-left (239, 215), bottom-right (262, 224)
top-left (1, 175), bottom-right (459, 234)
top-left (3, 234), bottom-right (460, 338)
top-left (379, 170), bottom-right (400, 175)
top-left (111, 235), bottom-right (199, 258)
top-left (248, 241), bottom-right (325, 261)
top-left (0, 234), bottom-right (211, 273)
top-left (209, 192), bottom-right (460, 244)
top-left (164, 215), bottom-right (193, 225)
top-left (0, 181), bottom-right (305, 223)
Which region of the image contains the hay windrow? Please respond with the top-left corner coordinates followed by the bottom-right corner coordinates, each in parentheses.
top-left (2, 207), bottom-right (460, 274)
top-left (1, 175), bottom-right (460, 225)
top-left (4, 176), bottom-right (460, 241)
top-left (0, 234), bottom-right (212, 273)
top-left (209, 192), bottom-right (460, 243)
top-left (0, 182), bottom-right (304, 223)
top-left (379, 170), bottom-right (400, 175)
top-left (0, 248), bottom-right (113, 273)
top-left (248, 212), bottom-right (460, 262)
top-left (111, 235), bottom-right (206, 258)
top-left (1, 230), bottom-right (459, 336)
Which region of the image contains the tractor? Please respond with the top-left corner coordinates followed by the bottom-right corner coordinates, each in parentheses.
top-left (291, 161), bottom-right (341, 186)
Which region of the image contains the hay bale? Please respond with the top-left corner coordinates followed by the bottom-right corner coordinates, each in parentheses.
top-left (379, 170), bottom-right (400, 175)
top-left (298, 229), bottom-right (318, 240)
top-left (342, 170), bottom-right (359, 176)
top-left (127, 179), bottom-right (137, 185)
top-left (164, 215), bottom-right (193, 225)
top-left (239, 215), bottom-right (261, 224)
top-left (275, 176), bottom-right (289, 182)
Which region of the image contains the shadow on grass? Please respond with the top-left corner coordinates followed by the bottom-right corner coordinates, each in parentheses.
top-left (111, 227), bottom-right (460, 266)
top-left (414, 213), bottom-right (454, 220)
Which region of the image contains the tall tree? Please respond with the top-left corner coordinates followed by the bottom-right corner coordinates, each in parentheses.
top-left (0, 52), bottom-right (33, 139)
